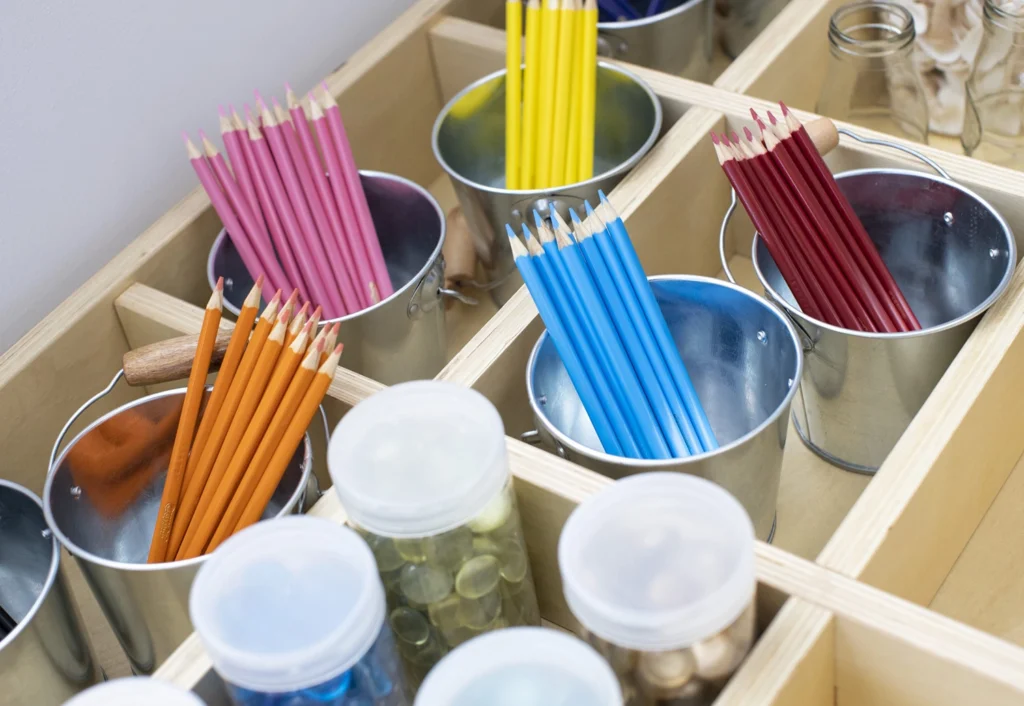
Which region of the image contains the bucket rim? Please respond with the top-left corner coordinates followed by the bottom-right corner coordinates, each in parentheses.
top-left (42, 388), bottom-right (313, 573)
top-left (208, 170), bottom-right (447, 322)
top-left (597, 0), bottom-right (709, 29)
top-left (525, 274), bottom-right (805, 466)
top-left (0, 479), bottom-right (61, 651)
top-left (430, 61), bottom-right (663, 197)
top-left (751, 167), bottom-right (1018, 340)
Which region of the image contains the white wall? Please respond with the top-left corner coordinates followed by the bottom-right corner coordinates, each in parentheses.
top-left (0, 0), bottom-right (418, 354)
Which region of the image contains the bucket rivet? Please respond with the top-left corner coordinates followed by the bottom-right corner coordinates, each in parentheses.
top-left (990, 248), bottom-right (1001, 258)
top-left (69, 486), bottom-right (82, 499)
top-left (539, 395), bottom-right (548, 406)
top-left (757, 330), bottom-right (768, 344)
top-left (41, 528), bottom-right (52, 539)
top-left (225, 276), bottom-right (234, 289)
top-left (943, 212), bottom-right (955, 226)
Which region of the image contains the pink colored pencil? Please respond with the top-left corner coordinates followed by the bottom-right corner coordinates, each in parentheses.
top-left (219, 107), bottom-right (261, 221)
top-left (258, 100), bottom-right (346, 317)
top-left (233, 107), bottom-right (308, 302)
top-left (184, 134), bottom-right (274, 292)
top-left (318, 84), bottom-right (393, 299)
top-left (309, 94), bottom-right (377, 305)
top-left (274, 96), bottom-right (359, 314)
top-left (287, 85), bottom-right (368, 311)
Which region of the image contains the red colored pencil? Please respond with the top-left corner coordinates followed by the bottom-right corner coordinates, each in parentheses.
top-left (779, 103), bottom-right (920, 330)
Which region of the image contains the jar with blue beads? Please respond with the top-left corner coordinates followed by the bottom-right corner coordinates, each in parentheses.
top-left (189, 516), bottom-right (410, 706)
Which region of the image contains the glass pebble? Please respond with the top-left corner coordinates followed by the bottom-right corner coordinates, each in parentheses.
top-left (389, 607), bottom-right (430, 648)
top-left (367, 536), bottom-right (405, 572)
top-left (423, 527), bottom-right (474, 571)
top-left (456, 588), bottom-right (502, 629)
top-left (393, 538), bottom-right (426, 563)
top-left (497, 539), bottom-right (528, 583)
top-left (399, 563), bottom-right (452, 605)
top-left (455, 555), bottom-right (500, 599)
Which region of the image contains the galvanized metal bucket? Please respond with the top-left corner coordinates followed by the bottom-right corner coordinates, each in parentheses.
top-left (596, 0), bottom-right (714, 79)
top-left (719, 129), bottom-right (1017, 472)
top-left (0, 480), bottom-right (99, 705)
top-left (43, 374), bottom-right (318, 674)
top-left (432, 62), bottom-right (663, 306)
top-left (208, 170), bottom-right (468, 386)
top-left (523, 275), bottom-right (804, 541)
top-left (719, 0), bottom-right (791, 58)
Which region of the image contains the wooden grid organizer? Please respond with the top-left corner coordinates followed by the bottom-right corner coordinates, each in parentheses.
top-left (6, 0), bottom-right (1024, 702)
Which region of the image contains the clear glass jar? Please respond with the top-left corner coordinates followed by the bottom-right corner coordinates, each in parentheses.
top-left (558, 473), bottom-right (756, 705)
top-left (962, 0), bottom-right (1024, 167)
top-left (329, 382), bottom-right (541, 687)
top-left (189, 517), bottom-right (411, 706)
top-left (817, 1), bottom-right (931, 143)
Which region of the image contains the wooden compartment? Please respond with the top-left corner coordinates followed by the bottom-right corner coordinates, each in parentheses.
top-left (5, 0), bottom-right (1024, 703)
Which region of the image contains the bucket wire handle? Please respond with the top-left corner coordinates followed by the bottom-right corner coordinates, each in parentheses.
top-left (299, 405), bottom-right (329, 513)
top-left (836, 128), bottom-right (952, 181)
top-left (719, 190), bottom-right (740, 285)
top-left (50, 370), bottom-right (125, 472)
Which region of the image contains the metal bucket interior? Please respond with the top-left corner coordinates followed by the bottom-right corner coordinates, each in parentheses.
top-left (526, 276), bottom-right (803, 539)
top-left (432, 62), bottom-right (662, 305)
top-left (596, 0), bottom-right (714, 79)
top-left (209, 170), bottom-right (446, 320)
top-left (1, 481), bottom-right (97, 702)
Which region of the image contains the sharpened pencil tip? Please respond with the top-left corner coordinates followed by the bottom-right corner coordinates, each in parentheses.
top-left (598, 189), bottom-right (610, 204)
top-left (532, 210), bottom-right (545, 229)
top-left (215, 277), bottom-right (224, 292)
top-left (505, 223), bottom-right (518, 240)
top-left (569, 208), bottom-right (582, 224)
top-left (780, 101), bottom-right (790, 116)
top-left (584, 200), bottom-right (596, 216)
top-left (767, 111), bottom-right (778, 125)
top-left (743, 126), bottom-right (754, 141)
top-left (710, 132), bottom-right (719, 144)
top-left (729, 132), bottom-right (739, 144)
top-left (750, 108), bottom-right (759, 121)
top-left (521, 222), bottom-right (533, 240)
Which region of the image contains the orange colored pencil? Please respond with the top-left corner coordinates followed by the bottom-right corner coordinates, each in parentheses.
top-left (181, 319), bottom-right (313, 557)
top-left (207, 339), bottom-right (324, 549)
top-left (230, 344), bottom-right (343, 538)
top-left (177, 309), bottom-right (289, 559)
top-left (168, 292), bottom-right (282, 559)
top-left (147, 279), bottom-right (224, 563)
top-left (319, 323), bottom-right (339, 366)
top-left (182, 277), bottom-right (263, 491)
top-left (284, 302), bottom-right (310, 350)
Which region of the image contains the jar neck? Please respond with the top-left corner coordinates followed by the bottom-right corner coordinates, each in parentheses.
top-left (828, 1), bottom-right (916, 58)
top-left (984, 0), bottom-right (1024, 33)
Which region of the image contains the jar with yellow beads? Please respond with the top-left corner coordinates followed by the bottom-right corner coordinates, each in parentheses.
top-left (328, 381), bottom-right (541, 686)
top-left (558, 473), bottom-right (756, 706)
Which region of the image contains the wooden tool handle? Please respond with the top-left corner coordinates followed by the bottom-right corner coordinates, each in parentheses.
top-left (806, 117), bottom-right (839, 156)
top-left (123, 331), bottom-right (232, 387)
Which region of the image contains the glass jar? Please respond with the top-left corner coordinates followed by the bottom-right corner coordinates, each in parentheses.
top-left (414, 627), bottom-right (622, 706)
top-left (558, 473), bottom-right (756, 706)
top-left (817, 1), bottom-right (930, 143)
top-left (962, 0), bottom-right (1024, 167)
top-left (329, 381), bottom-right (542, 686)
top-left (66, 678), bottom-right (204, 706)
top-left (189, 517), bottom-right (411, 706)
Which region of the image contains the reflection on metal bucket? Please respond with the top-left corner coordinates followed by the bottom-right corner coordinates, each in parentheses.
top-left (432, 63), bottom-right (663, 306)
top-left (43, 383), bottom-right (315, 674)
top-left (524, 276), bottom-right (804, 541)
top-left (719, 0), bottom-right (792, 58)
top-left (596, 0), bottom-right (714, 79)
top-left (0, 480), bottom-right (99, 704)
top-left (209, 171), bottom-right (459, 385)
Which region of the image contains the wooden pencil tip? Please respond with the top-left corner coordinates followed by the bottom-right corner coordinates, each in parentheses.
top-left (743, 126), bottom-right (754, 141)
top-left (710, 132), bottom-right (719, 144)
top-left (780, 101), bottom-right (790, 116)
top-left (729, 132), bottom-right (740, 144)
top-left (215, 276), bottom-right (224, 292)
top-left (331, 322), bottom-right (340, 334)
top-left (749, 108), bottom-right (759, 122)
top-left (767, 111), bottom-right (778, 126)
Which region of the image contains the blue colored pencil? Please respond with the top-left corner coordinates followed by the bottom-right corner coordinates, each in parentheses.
top-left (555, 209), bottom-right (671, 459)
top-left (646, 0), bottom-right (666, 17)
top-left (508, 226), bottom-right (624, 455)
top-left (572, 210), bottom-right (694, 457)
top-left (595, 192), bottom-right (719, 451)
top-left (598, 0), bottom-right (642, 20)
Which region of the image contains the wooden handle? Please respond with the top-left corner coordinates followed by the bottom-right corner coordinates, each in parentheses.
top-left (806, 117), bottom-right (839, 156)
top-left (442, 205), bottom-right (478, 291)
top-left (123, 331), bottom-right (232, 387)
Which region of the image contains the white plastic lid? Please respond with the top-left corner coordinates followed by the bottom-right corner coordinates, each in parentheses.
top-left (188, 516), bottom-right (385, 693)
top-left (558, 473), bottom-right (756, 651)
top-left (414, 627), bottom-right (622, 706)
top-left (64, 678), bottom-right (204, 705)
top-left (328, 381), bottom-right (509, 538)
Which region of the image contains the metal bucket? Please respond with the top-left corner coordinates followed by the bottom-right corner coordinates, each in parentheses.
top-left (596, 0), bottom-right (714, 79)
top-left (523, 275), bottom-right (804, 541)
top-left (208, 170), bottom-right (467, 385)
top-left (0, 481), bottom-right (99, 705)
top-left (719, 0), bottom-right (791, 58)
top-left (719, 130), bottom-right (1017, 472)
top-left (43, 375), bottom-right (317, 674)
top-left (432, 62), bottom-right (663, 306)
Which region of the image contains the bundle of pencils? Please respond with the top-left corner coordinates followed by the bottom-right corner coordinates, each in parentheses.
top-left (506, 193), bottom-right (718, 459)
top-left (147, 279), bottom-right (343, 564)
top-left (184, 83), bottom-right (392, 321)
top-left (712, 104), bottom-right (921, 333)
top-left (506, 0), bottom-right (598, 191)
top-left (597, 0), bottom-right (665, 20)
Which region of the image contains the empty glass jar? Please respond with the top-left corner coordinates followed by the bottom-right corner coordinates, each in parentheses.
top-left (962, 0), bottom-right (1024, 167)
top-left (817, 1), bottom-right (930, 142)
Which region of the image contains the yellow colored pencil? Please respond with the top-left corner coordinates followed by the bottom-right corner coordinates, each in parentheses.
top-left (506, 0), bottom-right (523, 190)
top-left (520, 0), bottom-right (542, 189)
top-left (579, 0), bottom-right (599, 180)
top-left (537, 0), bottom-right (561, 188)
top-left (565, 0), bottom-right (586, 185)
top-left (549, 0), bottom-right (577, 186)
